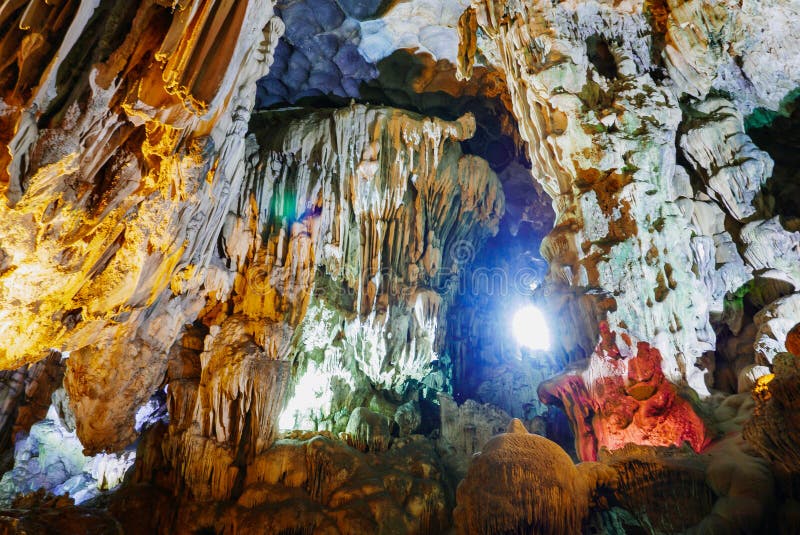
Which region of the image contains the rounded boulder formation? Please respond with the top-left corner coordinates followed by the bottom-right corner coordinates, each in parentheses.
top-left (454, 419), bottom-right (589, 535)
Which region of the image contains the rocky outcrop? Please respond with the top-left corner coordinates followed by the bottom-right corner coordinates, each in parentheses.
top-left (0, 489), bottom-right (122, 534)
top-left (455, 415), bottom-right (773, 534)
top-left (540, 323), bottom-right (710, 461)
top-left (458, 0), bottom-right (800, 401)
top-left (0, 406), bottom-right (134, 506)
top-left (0, 351), bottom-right (64, 471)
top-left (119, 431), bottom-right (452, 534)
top-left (454, 419), bottom-right (589, 535)
top-left (744, 343), bottom-right (800, 475)
top-left (0, 0), bottom-right (284, 453)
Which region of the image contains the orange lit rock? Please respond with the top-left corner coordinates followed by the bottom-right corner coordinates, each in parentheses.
top-left (540, 323), bottom-right (711, 461)
top-left (785, 323), bottom-right (800, 357)
top-left (0, 0), bottom-right (284, 452)
top-left (454, 419), bottom-right (589, 535)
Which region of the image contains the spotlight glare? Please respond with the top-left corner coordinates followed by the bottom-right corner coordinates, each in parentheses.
top-left (512, 305), bottom-right (551, 351)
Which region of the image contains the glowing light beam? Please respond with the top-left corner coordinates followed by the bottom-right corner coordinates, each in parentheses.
top-left (512, 305), bottom-right (551, 351)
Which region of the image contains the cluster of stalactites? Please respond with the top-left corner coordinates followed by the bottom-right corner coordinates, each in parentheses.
top-left (0, 0), bottom-right (284, 454)
top-left (214, 104), bottom-right (504, 389)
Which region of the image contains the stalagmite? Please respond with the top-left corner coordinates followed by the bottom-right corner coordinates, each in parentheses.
top-left (454, 419), bottom-right (589, 535)
top-left (744, 343), bottom-right (800, 474)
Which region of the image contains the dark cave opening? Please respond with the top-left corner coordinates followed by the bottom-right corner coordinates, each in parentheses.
top-left (748, 94), bottom-right (800, 223)
top-left (586, 35), bottom-right (618, 81)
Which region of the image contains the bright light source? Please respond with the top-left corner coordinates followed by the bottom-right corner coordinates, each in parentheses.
top-left (278, 361), bottom-right (333, 431)
top-left (512, 305), bottom-right (551, 351)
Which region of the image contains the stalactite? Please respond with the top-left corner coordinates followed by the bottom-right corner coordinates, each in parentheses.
top-left (0, 0), bottom-right (283, 453)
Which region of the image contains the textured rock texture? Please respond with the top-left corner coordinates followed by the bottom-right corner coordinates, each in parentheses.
top-left (101, 102), bottom-right (503, 529)
top-left (0, 0), bottom-right (284, 454)
top-left (744, 344), bottom-right (800, 475)
top-left (540, 323), bottom-right (711, 461)
top-left (455, 412), bottom-right (774, 534)
top-left (119, 429), bottom-right (452, 534)
top-left (460, 0), bottom-right (717, 395)
top-left (436, 394), bottom-right (513, 478)
top-left (0, 405), bottom-right (134, 506)
top-left (0, 489), bottom-right (123, 534)
top-left (454, 419), bottom-right (589, 534)
top-left (257, 0), bottom-right (378, 107)
top-left (0, 350), bottom-right (64, 472)
top-left (236, 105), bottom-right (503, 433)
top-left (459, 0), bottom-right (800, 400)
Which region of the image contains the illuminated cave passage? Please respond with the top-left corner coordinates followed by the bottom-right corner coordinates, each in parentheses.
top-left (0, 1), bottom-right (800, 534)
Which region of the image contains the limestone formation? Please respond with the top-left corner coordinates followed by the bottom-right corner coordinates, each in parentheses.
top-left (680, 98), bottom-right (772, 221)
top-left (119, 431), bottom-right (452, 534)
top-left (754, 294), bottom-right (800, 365)
top-left (238, 104), bottom-right (503, 430)
top-left (744, 349), bottom-right (800, 474)
top-left (437, 393), bottom-right (513, 478)
top-left (540, 323), bottom-right (711, 461)
top-left (0, 0), bottom-right (285, 454)
top-left (0, 489), bottom-right (123, 534)
top-left (343, 407), bottom-right (392, 452)
top-left (0, 405), bottom-right (134, 506)
top-left (460, 0), bottom-right (721, 396)
top-left (0, 351), bottom-right (64, 471)
top-left (454, 419), bottom-right (589, 535)
top-left (257, 0), bottom-right (379, 107)
top-left (458, 0), bottom-right (800, 400)
top-left (453, 409), bottom-right (774, 534)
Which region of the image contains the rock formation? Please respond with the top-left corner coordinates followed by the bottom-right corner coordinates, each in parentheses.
top-left (0, 0), bottom-right (285, 455)
top-left (540, 322), bottom-right (711, 461)
top-left (454, 419), bottom-right (589, 534)
top-left (744, 331), bottom-right (800, 475)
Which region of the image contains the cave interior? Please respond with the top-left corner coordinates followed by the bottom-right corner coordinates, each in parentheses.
top-left (0, 0), bottom-right (799, 533)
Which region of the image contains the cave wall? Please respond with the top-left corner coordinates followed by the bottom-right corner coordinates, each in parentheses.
top-left (0, 0), bottom-right (285, 454)
top-left (455, 0), bottom-right (800, 460)
top-left (153, 101), bottom-right (503, 488)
